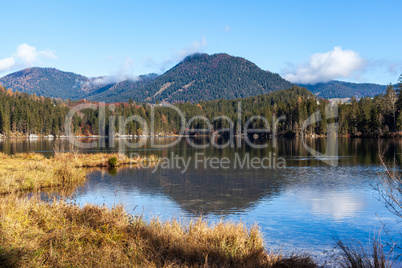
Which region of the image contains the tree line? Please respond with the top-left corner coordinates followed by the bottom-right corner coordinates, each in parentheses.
top-left (0, 77), bottom-right (401, 137)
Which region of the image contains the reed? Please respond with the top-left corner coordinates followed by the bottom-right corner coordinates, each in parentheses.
top-left (0, 194), bottom-right (317, 267)
top-left (334, 237), bottom-right (392, 268)
top-left (0, 152), bottom-right (157, 194)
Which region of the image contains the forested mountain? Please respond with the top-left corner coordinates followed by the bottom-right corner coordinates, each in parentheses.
top-left (0, 67), bottom-right (156, 101)
top-left (299, 80), bottom-right (388, 99)
top-left (136, 53), bottom-right (294, 103)
top-left (84, 74), bottom-right (158, 102)
top-left (0, 55), bottom-right (393, 103)
top-left (0, 67), bottom-right (100, 99)
top-left (0, 54), bottom-right (295, 103)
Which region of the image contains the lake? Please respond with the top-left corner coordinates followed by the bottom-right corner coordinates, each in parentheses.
top-left (2, 137), bottom-right (401, 262)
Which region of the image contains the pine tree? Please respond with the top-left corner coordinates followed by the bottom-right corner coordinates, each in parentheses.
top-left (1, 102), bottom-right (11, 134)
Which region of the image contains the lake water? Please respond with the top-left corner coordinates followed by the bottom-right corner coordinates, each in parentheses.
top-left (2, 137), bottom-right (401, 262)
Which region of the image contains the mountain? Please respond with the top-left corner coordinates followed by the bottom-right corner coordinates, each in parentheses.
top-left (0, 67), bottom-right (157, 101)
top-left (0, 54), bottom-right (295, 103)
top-left (84, 74), bottom-right (158, 102)
top-left (0, 67), bottom-right (99, 99)
top-left (136, 53), bottom-right (294, 103)
top-left (298, 80), bottom-right (388, 99)
top-left (0, 54), bottom-right (391, 103)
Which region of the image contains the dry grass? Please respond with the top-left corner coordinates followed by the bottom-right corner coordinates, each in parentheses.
top-left (54, 152), bottom-right (158, 168)
top-left (0, 152), bottom-right (157, 194)
top-left (334, 237), bottom-right (392, 268)
top-left (0, 152), bottom-right (84, 194)
top-left (0, 195), bottom-right (317, 267)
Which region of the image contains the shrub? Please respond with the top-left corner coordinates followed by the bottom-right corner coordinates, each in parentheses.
top-left (108, 157), bottom-right (118, 168)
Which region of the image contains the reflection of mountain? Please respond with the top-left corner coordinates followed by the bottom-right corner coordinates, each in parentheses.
top-left (157, 169), bottom-right (284, 214)
top-left (63, 137), bottom-right (402, 217)
top-left (85, 166), bottom-right (286, 215)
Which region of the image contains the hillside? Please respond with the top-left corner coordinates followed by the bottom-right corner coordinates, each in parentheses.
top-left (85, 74), bottom-right (158, 102)
top-left (0, 67), bottom-right (157, 101)
top-left (0, 54), bottom-right (295, 103)
top-left (299, 80), bottom-right (388, 99)
top-left (0, 67), bottom-right (100, 99)
top-left (135, 53), bottom-right (294, 103)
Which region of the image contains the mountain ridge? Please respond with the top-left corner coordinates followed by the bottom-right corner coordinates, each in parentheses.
top-left (298, 80), bottom-right (389, 99)
top-left (0, 53), bottom-right (391, 102)
top-left (0, 67), bottom-right (101, 99)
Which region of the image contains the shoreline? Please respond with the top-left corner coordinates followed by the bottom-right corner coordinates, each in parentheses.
top-left (0, 132), bottom-right (401, 140)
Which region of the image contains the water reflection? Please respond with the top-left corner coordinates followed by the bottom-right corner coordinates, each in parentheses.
top-left (80, 164), bottom-right (379, 218)
top-left (3, 137), bottom-right (401, 256)
top-left (302, 190), bottom-right (364, 220)
top-left (87, 167), bottom-right (285, 215)
top-left (1, 137), bottom-right (400, 165)
top-left (69, 160), bottom-right (400, 257)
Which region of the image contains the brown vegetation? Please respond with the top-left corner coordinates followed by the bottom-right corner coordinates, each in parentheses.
top-left (0, 152), bottom-right (157, 194)
top-left (0, 194), bottom-right (317, 267)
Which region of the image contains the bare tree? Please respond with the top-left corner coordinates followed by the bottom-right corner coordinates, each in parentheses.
top-left (375, 140), bottom-right (402, 259)
top-left (377, 143), bottom-right (402, 219)
top-left (383, 85), bottom-right (398, 132)
top-left (335, 141), bottom-right (401, 267)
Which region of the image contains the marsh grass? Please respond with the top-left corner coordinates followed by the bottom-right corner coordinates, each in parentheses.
top-left (334, 237), bottom-right (392, 268)
top-left (0, 152), bottom-right (158, 194)
top-left (0, 194), bottom-right (316, 267)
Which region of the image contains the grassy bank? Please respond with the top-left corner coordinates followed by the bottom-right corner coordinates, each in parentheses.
top-left (0, 195), bottom-right (318, 267)
top-left (0, 152), bottom-right (157, 194)
top-left (0, 153), bottom-right (316, 267)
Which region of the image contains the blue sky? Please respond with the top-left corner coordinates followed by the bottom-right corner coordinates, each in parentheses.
top-left (1, 0), bottom-right (401, 85)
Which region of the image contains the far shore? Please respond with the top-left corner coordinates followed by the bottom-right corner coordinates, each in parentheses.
top-left (1, 132), bottom-right (401, 140)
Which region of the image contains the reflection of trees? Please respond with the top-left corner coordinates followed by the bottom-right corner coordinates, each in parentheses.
top-left (1, 137), bottom-right (401, 165)
top-left (276, 138), bottom-right (401, 166)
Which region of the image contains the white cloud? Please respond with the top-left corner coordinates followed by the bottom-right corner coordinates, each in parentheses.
top-left (16, 44), bottom-right (39, 65)
top-left (38, 49), bottom-right (57, 60)
top-left (0, 57), bottom-right (16, 72)
top-left (92, 57), bottom-right (138, 85)
top-left (383, 60), bottom-right (402, 76)
top-left (0, 44), bottom-right (57, 73)
top-left (284, 46), bottom-right (366, 84)
top-left (145, 37), bottom-right (208, 73)
top-left (176, 37), bottom-right (207, 59)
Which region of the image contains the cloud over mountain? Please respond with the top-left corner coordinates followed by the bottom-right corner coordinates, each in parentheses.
top-left (0, 44), bottom-right (56, 73)
top-left (92, 57), bottom-right (138, 85)
top-left (284, 46), bottom-right (366, 84)
top-left (145, 37), bottom-right (208, 73)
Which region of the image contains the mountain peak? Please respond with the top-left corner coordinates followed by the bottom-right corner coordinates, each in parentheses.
top-left (140, 53), bottom-right (294, 103)
top-left (181, 53), bottom-right (209, 62)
